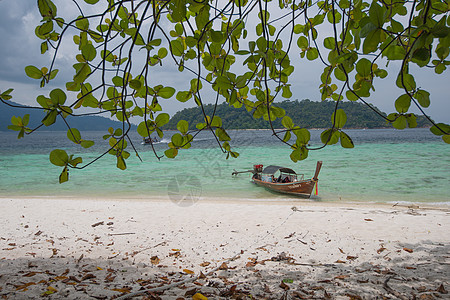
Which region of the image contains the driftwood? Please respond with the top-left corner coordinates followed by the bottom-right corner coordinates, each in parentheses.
top-left (383, 276), bottom-right (409, 300)
top-left (108, 232), bottom-right (136, 236)
top-left (91, 221), bottom-right (104, 227)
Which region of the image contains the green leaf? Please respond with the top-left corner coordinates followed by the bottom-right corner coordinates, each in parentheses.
top-left (256, 37), bottom-right (267, 51)
top-left (67, 128), bottom-right (81, 144)
top-left (384, 45), bottom-right (406, 60)
top-left (394, 94), bottom-right (411, 113)
top-left (392, 115), bottom-right (407, 129)
top-left (230, 151), bottom-right (239, 158)
top-left (112, 76), bottom-right (124, 87)
top-left (129, 79), bottom-right (142, 90)
top-left (216, 127), bottom-right (231, 141)
top-left (412, 48), bottom-right (430, 64)
top-left (42, 110), bottom-right (58, 126)
top-left (442, 135), bottom-right (450, 144)
top-left (101, 50), bottom-right (114, 62)
top-left (117, 156), bottom-right (126, 170)
top-left (215, 76), bottom-right (233, 90)
top-left (171, 0), bottom-right (186, 22)
top-left (430, 123), bottom-right (450, 136)
top-left (81, 44), bottom-right (96, 61)
top-left (84, 0), bottom-right (100, 5)
top-left (170, 40), bottom-right (184, 56)
top-left (211, 116), bottom-right (222, 127)
top-left (148, 39), bottom-right (162, 47)
top-left (80, 140), bottom-right (95, 148)
top-left (165, 148), bottom-right (178, 158)
top-left (306, 48), bottom-right (319, 60)
top-left (396, 73), bottom-right (416, 91)
top-left (195, 6), bottom-right (209, 31)
top-left (38, 21), bottom-right (53, 36)
top-left (290, 149), bottom-right (301, 162)
top-left (157, 87), bottom-right (176, 99)
top-left (37, 95), bottom-right (50, 109)
top-left (413, 89), bottom-right (430, 108)
top-left (210, 30), bottom-right (224, 43)
top-left (0, 88), bottom-right (14, 100)
top-left (73, 62), bottom-right (91, 84)
top-left (69, 156), bottom-right (82, 167)
top-left (332, 109), bottom-right (347, 128)
top-left (321, 128), bottom-right (339, 145)
top-left (176, 91), bottom-right (191, 102)
top-left (134, 33), bottom-right (145, 46)
top-left (323, 37), bottom-right (335, 50)
top-left (22, 114), bottom-right (30, 126)
top-left (369, 1), bottom-right (385, 27)
top-left (38, 0), bottom-right (57, 17)
top-left (59, 167), bottom-right (69, 184)
top-left (282, 86), bottom-right (292, 98)
top-left (25, 66), bottom-right (43, 79)
top-left (340, 131), bottom-right (354, 148)
top-left (50, 149), bottom-right (69, 167)
top-left (356, 58), bottom-right (372, 77)
top-left (390, 19), bottom-right (404, 33)
top-left (406, 114), bottom-right (417, 128)
top-left (155, 113), bottom-right (170, 127)
top-left (158, 47), bottom-right (168, 58)
top-left (49, 88), bottom-right (66, 105)
top-left (334, 67), bottom-right (347, 81)
top-left (7, 124), bottom-right (21, 131)
top-left (290, 147), bottom-right (308, 162)
top-left (137, 120), bottom-right (154, 137)
top-left (10, 116), bottom-right (20, 126)
top-left (363, 29), bottom-right (381, 54)
top-left (171, 133), bottom-right (184, 147)
top-left (49, 69), bottom-right (59, 80)
top-left (76, 17), bottom-right (90, 31)
top-left (177, 120), bottom-right (189, 134)
top-left (360, 22), bottom-right (377, 38)
top-left (196, 122), bottom-right (207, 130)
top-left (282, 116), bottom-right (294, 129)
top-left (293, 128), bottom-right (310, 144)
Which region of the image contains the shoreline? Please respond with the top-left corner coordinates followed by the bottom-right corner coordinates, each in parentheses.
top-left (1, 197), bottom-right (449, 299)
top-left (1, 195), bottom-right (449, 209)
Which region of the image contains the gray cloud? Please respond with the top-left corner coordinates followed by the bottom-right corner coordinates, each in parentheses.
top-left (0, 1), bottom-right (45, 83)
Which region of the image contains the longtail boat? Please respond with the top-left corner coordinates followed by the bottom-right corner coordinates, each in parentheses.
top-left (232, 161), bottom-right (323, 198)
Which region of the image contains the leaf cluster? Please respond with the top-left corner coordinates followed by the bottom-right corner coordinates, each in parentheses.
top-left (3, 0), bottom-right (449, 182)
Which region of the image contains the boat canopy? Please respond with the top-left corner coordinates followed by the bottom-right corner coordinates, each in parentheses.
top-left (261, 165), bottom-right (297, 175)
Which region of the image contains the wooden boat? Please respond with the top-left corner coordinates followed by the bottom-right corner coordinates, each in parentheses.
top-left (233, 161), bottom-right (323, 198)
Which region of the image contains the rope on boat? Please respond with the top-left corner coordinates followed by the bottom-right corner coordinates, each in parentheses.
top-left (116, 207), bottom-right (298, 299)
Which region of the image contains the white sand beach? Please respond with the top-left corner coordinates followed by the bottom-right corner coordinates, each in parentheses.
top-left (0, 197), bottom-right (448, 299)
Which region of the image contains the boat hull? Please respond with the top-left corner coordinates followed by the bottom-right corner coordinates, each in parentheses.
top-left (252, 178), bottom-right (317, 198)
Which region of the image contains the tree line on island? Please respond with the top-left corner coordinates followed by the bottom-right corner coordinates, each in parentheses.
top-left (164, 99), bottom-right (432, 130)
top-left (1, 99), bottom-right (432, 132)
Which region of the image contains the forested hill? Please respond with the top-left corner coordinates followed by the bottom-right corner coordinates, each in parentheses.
top-left (0, 100), bottom-right (132, 131)
top-left (165, 99), bottom-right (432, 130)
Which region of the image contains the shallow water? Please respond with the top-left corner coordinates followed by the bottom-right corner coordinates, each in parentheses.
top-left (0, 128), bottom-right (448, 204)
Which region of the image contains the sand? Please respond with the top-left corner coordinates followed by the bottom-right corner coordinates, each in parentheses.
top-left (0, 197), bottom-right (448, 299)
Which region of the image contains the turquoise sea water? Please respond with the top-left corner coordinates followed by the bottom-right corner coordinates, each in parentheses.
top-left (0, 128), bottom-right (448, 204)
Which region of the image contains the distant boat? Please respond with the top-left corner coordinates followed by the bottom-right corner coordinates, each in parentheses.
top-left (141, 137), bottom-right (158, 145)
top-left (233, 161), bottom-right (323, 198)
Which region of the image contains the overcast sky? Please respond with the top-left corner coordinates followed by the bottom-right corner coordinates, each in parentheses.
top-left (0, 0), bottom-right (448, 123)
